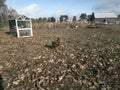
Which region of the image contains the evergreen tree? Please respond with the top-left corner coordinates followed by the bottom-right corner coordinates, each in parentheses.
top-left (80, 13), bottom-right (87, 20)
top-left (51, 17), bottom-right (56, 22)
top-left (73, 16), bottom-right (77, 22)
top-left (59, 15), bottom-right (69, 22)
top-left (117, 14), bottom-right (120, 20)
top-left (91, 12), bottom-right (95, 22)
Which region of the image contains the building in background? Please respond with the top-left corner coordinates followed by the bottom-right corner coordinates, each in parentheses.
top-left (94, 12), bottom-right (117, 24)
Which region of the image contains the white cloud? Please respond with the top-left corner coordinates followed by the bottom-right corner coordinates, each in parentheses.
top-left (93, 0), bottom-right (120, 14)
top-left (54, 9), bottom-right (70, 18)
top-left (18, 4), bottom-right (41, 18)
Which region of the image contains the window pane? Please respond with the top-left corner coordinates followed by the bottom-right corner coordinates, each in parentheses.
top-left (17, 21), bottom-right (31, 28)
top-left (19, 30), bottom-right (31, 37)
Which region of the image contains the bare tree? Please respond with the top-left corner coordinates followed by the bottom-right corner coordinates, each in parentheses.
top-left (0, 0), bottom-right (6, 5)
top-left (0, 0), bottom-right (7, 27)
top-left (8, 7), bottom-right (19, 19)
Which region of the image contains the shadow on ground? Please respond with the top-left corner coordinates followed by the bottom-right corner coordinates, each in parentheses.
top-left (0, 75), bottom-right (4, 90)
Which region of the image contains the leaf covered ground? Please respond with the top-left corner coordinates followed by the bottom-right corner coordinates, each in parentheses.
top-left (0, 25), bottom-right (120, 90)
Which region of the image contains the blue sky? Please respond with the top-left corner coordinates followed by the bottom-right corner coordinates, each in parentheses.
top-left (6, 0), bottom-right (120, 18)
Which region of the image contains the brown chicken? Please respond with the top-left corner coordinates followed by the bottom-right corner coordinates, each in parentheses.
top-left (45, 37), bottom-right (60, 49)
top-left (51, 37), bottom-right (60, 48)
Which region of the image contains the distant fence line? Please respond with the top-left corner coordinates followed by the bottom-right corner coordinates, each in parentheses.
top-left (32, 21), bottom-right (88, 30)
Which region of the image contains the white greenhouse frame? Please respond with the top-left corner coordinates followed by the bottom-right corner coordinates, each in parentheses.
top-left (9, 15), bottom-right (33, 38)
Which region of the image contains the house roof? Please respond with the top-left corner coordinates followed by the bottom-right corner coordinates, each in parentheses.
top-left (94, 12), bottom-right (117, 18)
